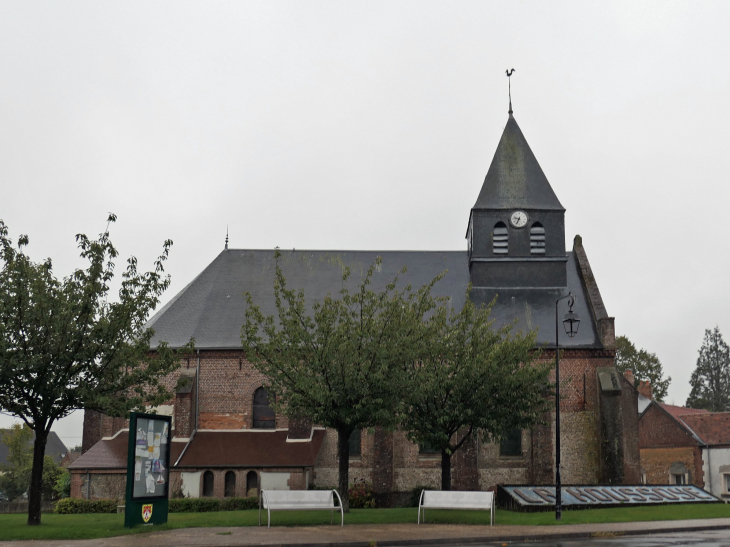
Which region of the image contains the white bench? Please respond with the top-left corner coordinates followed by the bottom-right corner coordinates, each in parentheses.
top-left (418, 490), bottom-right (495, 525)
top-left (259, 489), bottom-right (343, 528)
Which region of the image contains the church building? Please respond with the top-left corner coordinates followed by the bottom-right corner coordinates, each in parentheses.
top-left (70, 110), bottom-right (640, 502)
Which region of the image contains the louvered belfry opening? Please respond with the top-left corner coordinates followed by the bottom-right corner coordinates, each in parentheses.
top-left (493, 222), bottom-right (508, 255)
top-left (530, 222), bottom-right (546, 254)
top-left (253, 387), bottom-right (276, 429)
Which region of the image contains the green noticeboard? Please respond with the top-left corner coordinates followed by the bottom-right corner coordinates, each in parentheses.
top-left (124, 412), bottom-right (172, 528)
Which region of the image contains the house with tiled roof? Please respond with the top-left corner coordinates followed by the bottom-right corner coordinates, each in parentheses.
top-left (639, 395), bottom-right (730, 499)
top-left (72, 109), bottom-right (640, 502)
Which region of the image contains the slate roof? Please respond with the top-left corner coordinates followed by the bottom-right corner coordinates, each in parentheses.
top-left (147, 248), bottom-right (602, 351)
top-left (0, 430), bottom-right (67, 466)
top-left (176, 429), bottom-right (326, 468)
top-left (68, 430), bottom-right (184, 470)
top-left (473, 114), bottom-right (564, 211)
top-left (68, 429), bottom-right (326, 469)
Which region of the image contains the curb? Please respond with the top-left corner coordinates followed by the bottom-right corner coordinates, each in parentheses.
top-left (218, 522), bottom-right (730, 547)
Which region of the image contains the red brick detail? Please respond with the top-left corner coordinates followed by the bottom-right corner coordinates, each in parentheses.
top-left (639, 403), bottom-right (704, 488)
top-left (452, 431), bottom-right (478, 491)
top-left (638, 381), bottom-right (653, 400)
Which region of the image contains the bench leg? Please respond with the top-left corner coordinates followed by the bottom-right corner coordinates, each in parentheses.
top-left (268, 508), bottom-right (271, 529)
top-left (340, 506), bottom-right (343, 526)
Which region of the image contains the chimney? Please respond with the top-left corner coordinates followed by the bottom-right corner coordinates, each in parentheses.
top-left (637, 380), bottom-right (653, 401)
top-left (624, 369), bottom-right (635, 386)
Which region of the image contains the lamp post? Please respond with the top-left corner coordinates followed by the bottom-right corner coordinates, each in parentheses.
top-left (555, 292), bottom-right (580, 521)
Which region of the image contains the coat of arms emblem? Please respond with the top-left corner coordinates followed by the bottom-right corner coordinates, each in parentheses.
top-left (142, 504), bottom-right (153, 523)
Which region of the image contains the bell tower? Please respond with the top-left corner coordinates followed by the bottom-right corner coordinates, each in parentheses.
top-left (467, 114), bottom-right (567, 288)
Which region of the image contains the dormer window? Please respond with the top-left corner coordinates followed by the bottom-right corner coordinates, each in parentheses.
top-left (530, 223), bottom-right (545, 255)
top-left (493, 222), bottom-right (508, 255)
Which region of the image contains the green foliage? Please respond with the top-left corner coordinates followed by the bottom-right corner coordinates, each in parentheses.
top-left (348, 480), bottom-right (375, 509)
top-left (401, 289), bottom-right (549, 490)
top-left (54, 498), bottom-right (119, 514)
top-left (242, 252), bottom-right (444, 510)
top-left (0, 423), bottom-right (32, 501)
top-left (0, 216), bottom-right (193, 525)
top-left (615, 335), bottom-right (671, 402)
top-left (409, 486), bottom-right (430, 508)
top-left (168, 497), bottom-right (259, 513)
top-left (41, 457), bottom-right (63, 501)
top-left (54, 471), bottom-right (71, 500)
top-left (686, 327), bottom-right (730, 411)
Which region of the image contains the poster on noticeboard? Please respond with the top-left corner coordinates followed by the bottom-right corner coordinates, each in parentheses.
top-left (130, 413), bottom-right (171, 501)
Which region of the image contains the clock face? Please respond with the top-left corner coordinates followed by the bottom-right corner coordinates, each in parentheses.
top-left (510, 211), bottom-right (528, 228)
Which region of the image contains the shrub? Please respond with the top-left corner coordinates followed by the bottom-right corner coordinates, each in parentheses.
top-left (349, 479), bottom-right (376, 509)
top-left (220, 497), bottom-right (259, 511)
top-left (409, 486), bottom-right (430, 508)
top-left (55, 498), bottom-right (119, 514)
top-left (168, 497), bottom-right (259, 513)
top-left (168, 498), bottom-right (220, 513)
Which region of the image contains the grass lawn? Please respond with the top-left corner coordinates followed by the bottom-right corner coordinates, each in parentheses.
top-left (1, 504), bottom-right (730, 541)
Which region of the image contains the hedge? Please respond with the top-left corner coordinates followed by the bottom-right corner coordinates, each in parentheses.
top-left (169, 497), bottom-right (259, 513)
top-left (55, 496), bottom-right (260, 514)
top-left (55, 498), bottom-right (120, 514)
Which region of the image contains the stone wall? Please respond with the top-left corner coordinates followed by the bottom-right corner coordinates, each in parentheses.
top-left (70, 470), bottom-right (126, 500)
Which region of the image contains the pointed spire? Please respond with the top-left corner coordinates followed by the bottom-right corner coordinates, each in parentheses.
top-left (225, 226), bottom-right (229, 250)
top-left (506, 69), bottom-right (515, 114)
top-left (473, 114), bottom-right (564, 211)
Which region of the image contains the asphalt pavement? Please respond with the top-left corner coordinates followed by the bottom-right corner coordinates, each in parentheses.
top-left (2, 518), bottom-right (730, 547)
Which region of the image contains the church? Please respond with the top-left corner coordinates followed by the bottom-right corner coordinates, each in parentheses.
top-left (70, 108), bottom-right (640, 503)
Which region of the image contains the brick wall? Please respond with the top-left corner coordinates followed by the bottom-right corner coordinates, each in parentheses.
top-left (639, 403), bottom-right (703, 488)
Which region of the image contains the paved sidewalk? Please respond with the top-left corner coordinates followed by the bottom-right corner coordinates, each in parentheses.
top-left (3, 519), bottom-right (730, 547)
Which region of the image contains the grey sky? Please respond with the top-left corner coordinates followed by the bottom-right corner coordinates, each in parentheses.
top-left (1, 1), bottom-right (729, 448)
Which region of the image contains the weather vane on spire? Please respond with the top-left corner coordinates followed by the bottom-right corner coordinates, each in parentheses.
top-left (225, 226), bottom-right (229, 250)
top-left (506, 68), bottom-right (515, 114)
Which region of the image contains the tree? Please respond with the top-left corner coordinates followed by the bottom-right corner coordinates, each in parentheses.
top-left (614, 336), bottom-right (671, 402)
top-left (0, 423), bottom-right (33, 501)
top-left (241, 251), bottom-right (441, 511)
top-left (686, 327), bottom-right (730, 412)
top-left (401, 292), bottom-right (551, 490)
top-left (0, 216), bottom-right (192, 525)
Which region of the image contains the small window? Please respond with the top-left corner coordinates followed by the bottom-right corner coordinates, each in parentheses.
top-left (349, 429), bottom-right (361, 459)
top-left (224, 471), bottom-right (236, 497)
top-left (672, 473), bottom-right (686, 485)
top-left (493, 222), bottom-right (508, 255)
top-left (724, 474), bottom-right (730, 494)
top-left (253, 387), bottom-right (276, 429)
top-left (500, 428), bottom-right (522, 457)
top-left (530, 223), bottom-right (545, 255)
top-left (419, 441), bottom-right (439, 457)
top-left (203, 470), bottom-right (214, 497)
top-left (246, 471), bottom-right (258, 497)
top-left (641, 469), bottom-right (647, 485)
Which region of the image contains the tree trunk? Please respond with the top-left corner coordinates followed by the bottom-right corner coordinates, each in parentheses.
top-left (337, 427), bottom-right (352, 512)
top-left (27, 428), bottom-right (48, 526)
top-left (440, 448), bottom-right (451, 491)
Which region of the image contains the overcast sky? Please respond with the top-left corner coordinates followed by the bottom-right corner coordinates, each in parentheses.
top-left (1, 1), bottom-right (729, 448)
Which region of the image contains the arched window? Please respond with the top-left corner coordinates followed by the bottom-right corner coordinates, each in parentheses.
top-left (202, 470), bottom-right (214, 497)
top-left (224, 471), bottom-right (236, 497)
top-left (349, 429), bottom-right (361, 459)
top-left (500, 428), bottom-right (522, 457)
top-left (493, 222), bottom-right (508, 255)
top-left (530, 222), bottom-right (545, 255)
top-left (253, 387), bottom-right (276, 429)
top-left (246, 471), bottom-right (258, 497)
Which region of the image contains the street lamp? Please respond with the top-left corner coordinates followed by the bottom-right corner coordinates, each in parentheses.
top-left (555, 292), bottom-right (579, 521)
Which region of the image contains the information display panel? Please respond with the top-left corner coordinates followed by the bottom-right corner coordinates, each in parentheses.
top-left (131, 414), bottom-right (171, 500)
top-left (124, 412), bottom-right (171, 528)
